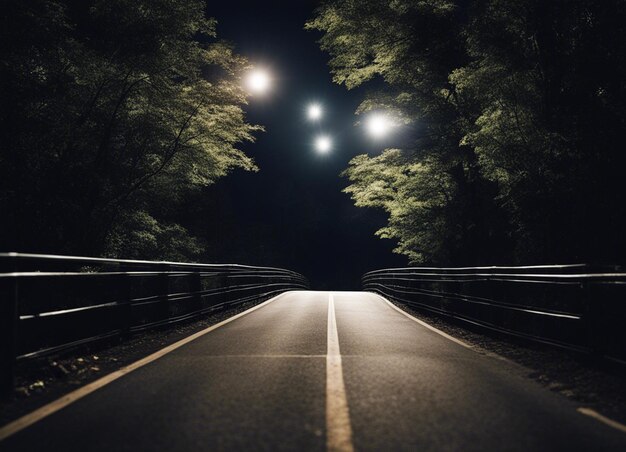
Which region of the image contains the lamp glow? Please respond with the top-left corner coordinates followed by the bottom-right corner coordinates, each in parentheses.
top-left (307, 103), bottom-right (323, 121)
top-left (245, 69), bottom-right (271, 94)
top-left (366, 113), bottom-right (394, 138)
top-left (315, 135), bottom-right (332, 154)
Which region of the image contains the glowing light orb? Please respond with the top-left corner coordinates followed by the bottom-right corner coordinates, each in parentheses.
top-left (315, 135), bottom-right (332, 154)
top-left (307, 103), bottom-right (323, 121)
top-left (245, 69), bottom-right (271, 94)
top-left (366, 113), bottom-right (395, 138)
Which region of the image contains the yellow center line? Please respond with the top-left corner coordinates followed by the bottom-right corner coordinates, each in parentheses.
top-left (326, 293), bottom-right (354, 452)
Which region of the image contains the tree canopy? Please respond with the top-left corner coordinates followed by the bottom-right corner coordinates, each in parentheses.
top-left (0, 0), bottom-right (260, 260)
top-left (308, 0), bottom-right (626, 265)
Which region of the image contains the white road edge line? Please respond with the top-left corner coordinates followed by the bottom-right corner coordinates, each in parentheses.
top-left (0, 291), bottom-right (292, 442)
top-left (373, 293), bottom-right (473, 349)
top-left (373, 293), bottom-right (626, 436)
top-left (326, 293), bottom-right (354, 452)
top-left (578, 407), bottom-right (626, 434)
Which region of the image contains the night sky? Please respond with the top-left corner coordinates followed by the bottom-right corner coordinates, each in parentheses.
top-left (193, 2), bottom-right (405, 289)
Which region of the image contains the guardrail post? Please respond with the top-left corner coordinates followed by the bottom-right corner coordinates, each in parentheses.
top-left (120, 273), bottom-right (133, 339)
top-left (193, 272), bottom-right (203, 311)
top-left (1, 277), bottom-right (18, 399)
top-left (218, 272), bottom-right (229, 307)
top-left (583, 281), bottom-right (606, 359)
top-left (159, 264), bottom-right (171, 320)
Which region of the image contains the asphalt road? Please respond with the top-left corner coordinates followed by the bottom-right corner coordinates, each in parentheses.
top-left (2, 291), bottom-right (626, 451)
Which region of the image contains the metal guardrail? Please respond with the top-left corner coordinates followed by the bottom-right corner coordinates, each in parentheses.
top-left (362, 264), bottom-right (626, 363)
top-left (0, 252), bottom-right (309, 396)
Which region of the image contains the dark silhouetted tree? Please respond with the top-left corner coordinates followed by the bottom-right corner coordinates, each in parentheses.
top-left (0, 0), bottom-right (260, 260)
top-left (308, 0), bottom-right (626, 265)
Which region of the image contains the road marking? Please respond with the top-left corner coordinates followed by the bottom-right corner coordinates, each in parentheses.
top-left (578, 407), bottom-right (626, 434)
top-left (373, 294), bottom-right (524, 366)
top-left (326, 293), bottom-right (354, 452)
top-left (373, 293), bottom-right (473, 349)
top-left (373, 293), bottom-right (626, 435)
top-left (0, 291), bottom-right (291, 442)
top-left (184, 354), bottom-right (326, 359)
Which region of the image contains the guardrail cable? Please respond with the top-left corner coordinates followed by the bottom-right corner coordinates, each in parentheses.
top-left (362, 265), bottom-right (626, 365)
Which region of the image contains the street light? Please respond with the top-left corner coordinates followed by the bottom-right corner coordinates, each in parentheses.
top-left (245, 68), bottom-right (271, 95)
top-left (307, 103), bottom-right (323, 121)
top-left (365, 113), bottom-right (395, 139)
top-left (314, 135), bottom-right (332, 154)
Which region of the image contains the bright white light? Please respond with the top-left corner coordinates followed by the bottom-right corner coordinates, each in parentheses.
top-left (315, 135), bottom-right (332, 154)
top-left (307, 103), bottom-right (323, 121)
top-left (245, 69), bottom-right (271, 94)
top-left (366, 113), bottom-right (395, 138)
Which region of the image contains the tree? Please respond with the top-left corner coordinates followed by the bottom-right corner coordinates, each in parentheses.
top-left (309, 0), bottom-right (626, 265)
top-left (0, 0), bottom-right (261, 260)
top-left (454, 0), bottom-right (626, 262)
top-left (307, 0), bottom-right (511, 265)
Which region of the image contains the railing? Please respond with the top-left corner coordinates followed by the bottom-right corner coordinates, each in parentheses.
top-left (362, 264), bottom-right (626, 363)
top-left (0, 252), bottom-right (309, 396)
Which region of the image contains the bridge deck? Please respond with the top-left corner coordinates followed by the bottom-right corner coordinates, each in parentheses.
top-left (2, 291), bottom-right (625, 451)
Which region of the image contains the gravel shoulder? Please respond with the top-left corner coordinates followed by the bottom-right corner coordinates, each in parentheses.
top-left (389, 299), bottom-right (626, 425)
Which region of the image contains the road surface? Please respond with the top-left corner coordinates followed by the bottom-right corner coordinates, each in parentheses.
top-left (2, 291), bottom-right (625, 451)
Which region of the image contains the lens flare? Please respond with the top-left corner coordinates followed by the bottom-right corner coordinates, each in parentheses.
top-left (315, 135), bottom-right (332, 154)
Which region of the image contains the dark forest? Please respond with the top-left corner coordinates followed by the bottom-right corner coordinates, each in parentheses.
top-left (2, 0), bottom-right (626, 275)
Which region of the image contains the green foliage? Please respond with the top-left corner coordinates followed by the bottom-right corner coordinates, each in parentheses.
top-left (310, 0), bottom-right (626, 264)
top-left (103, 211), bottom-right (204, 261)
top-left (0, 0), bottom-right (260, 259)
top-left (308, 0), bottom-right (509, 265)
top-left (454, 0), bottom-right (626, 261)
top-left (343, 149), bottom-right (453, 263)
